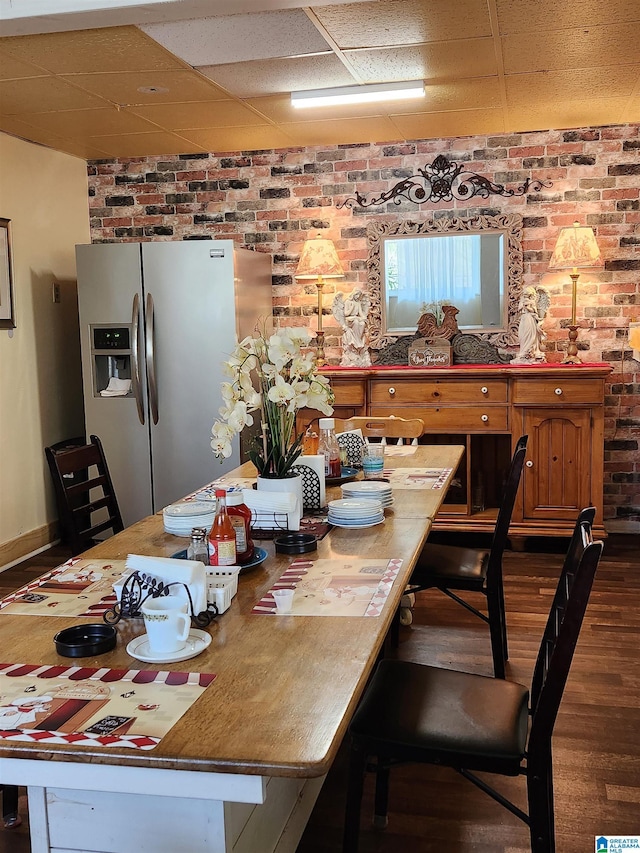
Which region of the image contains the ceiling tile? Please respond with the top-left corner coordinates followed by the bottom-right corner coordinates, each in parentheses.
top-left (505, 66), bottom-right (639, 107)
top-left (0, 76), bottom-right (108, 114)
top-left (345, 40), bottom-right (497, 84)
top-left (0, 27), bottom-right (182, 75)
top-left (128, 100), bottom-right (268, 130)
top-left (17, 108), bottom-right (161, 137)
top-left (60, 70), bottom-right (230, 105)
top-left (88, 131), bottom-right (206, 158)
top-left (313, 0), bottom-right (493, 49)
top-left (496, 0), bottom-right (640, 35)
top-left (279, 115), bottom-right (401, 146)
top-left (503, 24), bottom-right (640, 75)
top-left (508, 99), bottom-right (630, 132)
top-left (140, 9), bottom-right (330, 67)
top-left (177, 124), bottom-right (297, 153)
top-left (200, 54), bottom-right (355, 99)
top-left (0, 50), bottom-right (46, 81)
top-left (390, 108), bottom-right (505, 140)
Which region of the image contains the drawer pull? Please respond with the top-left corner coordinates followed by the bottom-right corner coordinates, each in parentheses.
top-left (388, 387), bottom-right (396, 396)
top-left (526, 460), bottom-right (534, 468)
top-left (481, 414), bottom-right (489, 423)
top-left (555, 387), bottom-right (563, 396)
top-left (481, 386), bottom-right (488, 394)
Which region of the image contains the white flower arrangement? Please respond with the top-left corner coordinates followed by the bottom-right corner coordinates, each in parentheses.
top-left (211, 326), bottom-right (334, 478)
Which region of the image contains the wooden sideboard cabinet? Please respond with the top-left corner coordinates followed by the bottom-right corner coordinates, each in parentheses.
top-left (299, 365), bottom-right (611, 540)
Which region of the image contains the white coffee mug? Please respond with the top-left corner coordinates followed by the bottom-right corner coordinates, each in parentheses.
top-left (141, 595), bottom-right (191, 654)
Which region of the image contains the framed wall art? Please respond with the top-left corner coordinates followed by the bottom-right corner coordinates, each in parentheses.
top-left (0, 218), bottom-right (16, 329)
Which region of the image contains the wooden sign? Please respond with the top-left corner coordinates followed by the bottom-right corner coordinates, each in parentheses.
top-left (408, 337), bottom-right (452, 367)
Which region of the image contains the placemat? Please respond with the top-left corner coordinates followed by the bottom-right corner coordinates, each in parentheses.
top-left (0, 662), bottom-right (215, 750)
top-left (382, 467), bottom-right (453, 489)
top-left (252, 557), bottom-right (403, 617)
top-left (0, 558), bottom-right (126, 618)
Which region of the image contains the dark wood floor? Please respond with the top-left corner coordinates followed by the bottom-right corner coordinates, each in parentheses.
top-left (1, 535), bottom-right (638, 853)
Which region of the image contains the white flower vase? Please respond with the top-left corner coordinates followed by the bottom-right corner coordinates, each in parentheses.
top-left (256, 473), bottom-right (303, 532)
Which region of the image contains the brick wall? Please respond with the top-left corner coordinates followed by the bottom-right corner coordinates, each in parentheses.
top-left (87, 123), bottom-right (640, 530)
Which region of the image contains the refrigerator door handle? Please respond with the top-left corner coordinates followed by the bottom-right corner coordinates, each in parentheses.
top-left (146, 292), bottom-right (159, 425)
top-left (131, 293), bottom-right (145, 425)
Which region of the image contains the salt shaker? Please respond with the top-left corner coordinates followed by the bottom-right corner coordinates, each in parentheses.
top-left (187, 527), bottom-right (209, 565)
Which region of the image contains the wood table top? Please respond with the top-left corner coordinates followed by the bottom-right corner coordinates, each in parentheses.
top-left (0, 445), bottom-right (463, 778)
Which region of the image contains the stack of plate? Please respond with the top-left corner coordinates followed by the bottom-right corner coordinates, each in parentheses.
top-left (163, 501), bottom-right (215, 536)
top-left (341, 480), bottom-right (393, 508)
top-left (327, 498), bottom-right (384, 529)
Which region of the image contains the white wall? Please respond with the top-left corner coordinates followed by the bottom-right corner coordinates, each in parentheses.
top-left (0, 132), bottom-right (90, 563)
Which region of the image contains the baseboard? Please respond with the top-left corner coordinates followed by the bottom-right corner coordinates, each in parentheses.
top-left (0, 522), bottom-right (58, 572)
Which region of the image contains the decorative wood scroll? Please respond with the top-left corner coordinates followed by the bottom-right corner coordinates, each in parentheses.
top-left (337, 154), bottom-right (552, 209)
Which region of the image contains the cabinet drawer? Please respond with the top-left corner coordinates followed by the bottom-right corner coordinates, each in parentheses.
top-left (370, 378), bottom-right (507, 405)
top-left (371, 405), bottom-right (509, 432)
top-left (512, 379), bottom-right (603, 405)
top-left (329, 379), bottom-right (365, 407)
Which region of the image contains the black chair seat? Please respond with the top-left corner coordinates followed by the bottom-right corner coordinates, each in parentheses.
top-left (351, 659), bottom-right (528, 775)
top-left (412, 543), bottom-right (488, 588)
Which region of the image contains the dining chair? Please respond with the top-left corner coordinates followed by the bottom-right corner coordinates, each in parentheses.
top-left (407, 434), bottom-right (528, 678)
top-left (335, 415), bottom-right (425, 445)
top-left (45, 434), bottom-right (124, 556)
top-left (0, 785), bottom-right (20, 829)
top-left (343, 507), bottom-right (603, 853)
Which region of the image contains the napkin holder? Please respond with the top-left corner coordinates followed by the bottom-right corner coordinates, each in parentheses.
top-left (242, 488), bottom-right (301, 532)
top-left (104, 555), bottom-right (212, 626)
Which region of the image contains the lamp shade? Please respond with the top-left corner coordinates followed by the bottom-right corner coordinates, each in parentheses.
top-left (295, 233), bottom-right (344, 279)
top-left (548, 221), bottom-right (603, 271)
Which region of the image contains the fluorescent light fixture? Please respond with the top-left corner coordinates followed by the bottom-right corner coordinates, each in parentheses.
top-left (291, 80), bottom-right (425, 109)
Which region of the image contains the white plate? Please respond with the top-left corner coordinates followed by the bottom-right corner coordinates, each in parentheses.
top-left (328, 498), bottom-right (382, 511)
top-left (330, 518), bottom-right (385, 530)
top-left (342, 481), bottom-right (391, 495)
top-left (163, 501), bottom-right (214, 517)
top-left (126, 629), bottom-right (211, 663)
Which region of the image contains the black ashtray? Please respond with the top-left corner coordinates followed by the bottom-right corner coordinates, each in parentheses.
top-left (54, 624), bottom-right (117, 658)
top-left (274, 533), bottom-right (317, 555)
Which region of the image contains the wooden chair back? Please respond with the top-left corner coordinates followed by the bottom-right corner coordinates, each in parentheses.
top-left (335, 416), bottom-right (425, 445)
top-left (45, 435), bottom-right (124, 556)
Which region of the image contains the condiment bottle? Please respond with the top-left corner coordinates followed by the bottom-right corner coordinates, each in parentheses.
top-left (187, 526), bottom-right (209, 565)
top-left (226, 488), bottom-right (254, 564)
top-left (302, 425), bottom-right (319, 455)
top-left (208, 489), bottom-right (237, 566)
top-left (318, 417), bottom-right (341, 478)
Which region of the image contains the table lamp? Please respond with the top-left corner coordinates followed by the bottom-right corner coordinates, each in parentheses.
top-left (548, 221), bottom-right (602, 363)
top-left (295, 233), bottom-right (344, 365)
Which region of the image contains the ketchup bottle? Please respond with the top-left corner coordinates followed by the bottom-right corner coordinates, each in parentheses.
top-left (226, 488), bottom-right (254, 564)
top-left (208, 489), bottom-right (237, 566)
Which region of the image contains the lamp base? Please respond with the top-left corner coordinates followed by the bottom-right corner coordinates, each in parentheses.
top-left (315, 329), bottom-right (326, 367)
top-left (562, 325), bottom-right (582, 364)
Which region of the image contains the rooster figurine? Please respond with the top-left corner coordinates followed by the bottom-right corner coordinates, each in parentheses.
top-left (417, 304), bottom-right (460, 340)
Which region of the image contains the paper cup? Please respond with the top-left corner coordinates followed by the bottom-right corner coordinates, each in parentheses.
top-left (272, 588), bottom-right (295, 614)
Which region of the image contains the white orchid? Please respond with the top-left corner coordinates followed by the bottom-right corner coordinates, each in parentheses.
top-left (211, 324), bottom-right (334, 477)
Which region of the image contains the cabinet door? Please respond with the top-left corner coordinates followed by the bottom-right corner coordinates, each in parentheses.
top-left (521, 408), bottom-right (592, 521)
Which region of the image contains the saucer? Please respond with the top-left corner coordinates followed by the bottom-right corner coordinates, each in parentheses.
top-left (126, 629), bottom-right (211, 663)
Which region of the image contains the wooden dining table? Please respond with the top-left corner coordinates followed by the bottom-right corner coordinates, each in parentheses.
top-left (0, 444), bottom-right (463, 853)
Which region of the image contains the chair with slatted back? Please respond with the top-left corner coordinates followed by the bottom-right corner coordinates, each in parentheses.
top-left (45, 434), bottom-right (124, 556)
top-left (343, 507), bottom-right (602, 853)
top-left (407, 435), bottom-right (528, 677)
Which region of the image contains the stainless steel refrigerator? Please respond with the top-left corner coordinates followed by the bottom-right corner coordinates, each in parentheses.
top-left (75, 240), bottom-right (272, 527)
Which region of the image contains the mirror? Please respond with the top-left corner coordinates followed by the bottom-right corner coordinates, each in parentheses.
top-left (366, 214), bottom-right (523, 350)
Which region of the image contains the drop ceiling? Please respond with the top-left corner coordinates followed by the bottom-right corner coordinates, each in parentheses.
top-left (1, 0), bottom-right (639, 160)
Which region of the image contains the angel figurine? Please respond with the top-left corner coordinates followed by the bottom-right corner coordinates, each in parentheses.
top-left (332, 288), bottom-right (371, 367)
top-left (513, 285), bottom-right (550, 363)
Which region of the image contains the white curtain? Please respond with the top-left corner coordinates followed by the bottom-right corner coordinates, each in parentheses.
top-left (396, 235), bottom-right (480, 306)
